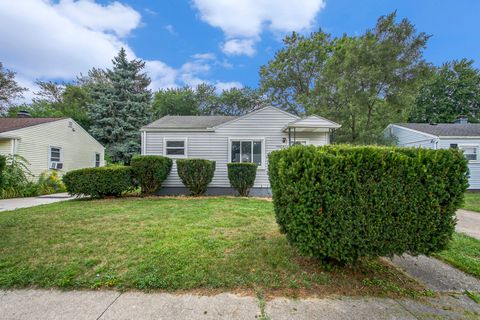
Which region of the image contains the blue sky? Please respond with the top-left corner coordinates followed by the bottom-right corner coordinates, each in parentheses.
top-left (0, 0), bottom-right (479, 98)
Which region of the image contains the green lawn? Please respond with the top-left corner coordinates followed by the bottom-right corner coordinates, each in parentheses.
top-left (0, 197), bottom-right (424, 297)
top-left (462, 192), bottom-right (480, 212)
top-left (435, 233), bottom-right (480, 278)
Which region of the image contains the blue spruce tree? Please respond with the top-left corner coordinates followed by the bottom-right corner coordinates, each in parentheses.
top-left (88, 48), bottom-right (152, 164)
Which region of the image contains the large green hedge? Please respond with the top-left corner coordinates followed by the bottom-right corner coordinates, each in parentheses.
top-left (268, 145), bottom-right (469, 264)
top-left (227, 163), bottom-right (257, 196)
top-left (176, 159), bottom-right (215, 196)
top-left (63, 166), bottom-right (134, 198)
top-left (131, 155), bottom-right (172, 195)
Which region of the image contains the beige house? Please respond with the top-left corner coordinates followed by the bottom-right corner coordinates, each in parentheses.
top-left (0, 116), bottom-right (104, 179)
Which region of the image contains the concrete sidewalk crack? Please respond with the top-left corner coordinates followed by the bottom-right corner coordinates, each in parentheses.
top-left (0, 290), bottom-right (8, 300)
top-left (96, 292), bottom-right (122, 320)
top-left (394, 298), bottom-right (421, 320)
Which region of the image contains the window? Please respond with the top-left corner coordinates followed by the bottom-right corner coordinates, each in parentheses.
top-left (49, 146), bottom-right (61, 162)
top-left (95, 153), bottom-right (101, 167)
top-left (164, 138), bottom-right (187, 157)
top-left (460, 145), bottom-right (478, 161)
top-left (49, 146), bottom-right (62, 170)
top-left (230, 140), bottom-right (263, 166)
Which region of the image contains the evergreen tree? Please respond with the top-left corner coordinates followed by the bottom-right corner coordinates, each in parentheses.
top-left (88, 48), bottom-right (152, 164)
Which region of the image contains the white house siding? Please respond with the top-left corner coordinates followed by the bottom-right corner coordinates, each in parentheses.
top-left (143, 108), bottom-right (330, 188)
top-left (437, 138), bottom-right (480, 189)
top-left (0, 119), bottom-right (105, 180)
top-left (389, 125), bottom-right (435, 148)
top-left (0, 140), bottom-right (12, 154)
top-left (391, 125), bottom-right (480, 189)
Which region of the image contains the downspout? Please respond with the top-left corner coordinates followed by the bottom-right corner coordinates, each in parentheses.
top-left (288, 127), bottom-right (291, 146)
top-left (433, 138), bottom-right (439, 149)
top-left (11, 139), bottom-right (17, 155)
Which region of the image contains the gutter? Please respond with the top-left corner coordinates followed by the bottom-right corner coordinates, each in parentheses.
top-left (140, 128), bottom-right (215, 132)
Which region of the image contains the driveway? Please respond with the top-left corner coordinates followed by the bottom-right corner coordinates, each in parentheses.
top-left (456, 209), bottom-right (480, 239)
top-left (0, 193), bottom-right (76, 212)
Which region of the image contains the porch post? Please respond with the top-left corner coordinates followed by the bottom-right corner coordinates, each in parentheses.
top-left (288, 127), bottom-right (291, 146)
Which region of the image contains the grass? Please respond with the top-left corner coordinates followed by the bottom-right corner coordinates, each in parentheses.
top-left (462, 192), bottom-right (480, 212)
top-left (0, 197), bottom-right (424, 297)
top-left (435, 233), bottom-right (480, 279)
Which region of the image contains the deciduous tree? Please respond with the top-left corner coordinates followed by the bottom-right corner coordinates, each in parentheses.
top-left (409, 59), bottom-right (480, 123)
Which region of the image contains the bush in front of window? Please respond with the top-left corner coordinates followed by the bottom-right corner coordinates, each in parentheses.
top-left (176, 159), bottom-right (215, 196)
top-left (63, 166), bottom-right (134, 198)
top-left (227, 163), bottom-right (257, 196)
top-left (268, 145), bottom-right (469, 265)
top-left (130, 155), bottom-right (173, 195)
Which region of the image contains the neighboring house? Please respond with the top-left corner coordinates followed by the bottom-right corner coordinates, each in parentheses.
top-left (0, 114), bottom-right (105, 179)
top-left (141, 106), bottom-right (341, 195)
top-left (386, 119), bottom-right (480, 189)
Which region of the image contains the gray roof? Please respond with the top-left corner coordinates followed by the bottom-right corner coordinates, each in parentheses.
top-left (0, 117), bottom-right (66, 133)
top-left (395, 123), bottom-right (480, 137)
top-left (143, 115), bottom-right (238, 130)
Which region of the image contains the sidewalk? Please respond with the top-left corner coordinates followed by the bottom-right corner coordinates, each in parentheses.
top-left (0, 193), bottom-right (76, 212)
top-left (1, 289), bottom-right (479, 320)
top-left (456, 209), bottom-right (480, 239)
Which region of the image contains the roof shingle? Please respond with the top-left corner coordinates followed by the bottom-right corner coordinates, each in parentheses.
top-left (395, 123), bottom-right (480, 137)
top-left (143, 115), bottom-right (238, 130)
top-left (0, 118), bottom-right (66, 134)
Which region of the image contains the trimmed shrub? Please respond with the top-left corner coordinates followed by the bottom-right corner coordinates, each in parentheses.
top-left (268, 145), bottom-right (469, 264)
top-left (131, 155), bottom-right (172, 195)
top-left (63, 166), bottom-right (134, 198)
top-left (176, 159), bottom-right (215, 196)
top-left (227, 163), bottom-right (257, 196)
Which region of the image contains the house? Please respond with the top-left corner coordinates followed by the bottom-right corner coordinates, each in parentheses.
top-left (141, 106), bottom-right (341, 195)
top-left (386, 118), bottom-right (480, 189)
top-left (0, 113), bottom-right (105, 179)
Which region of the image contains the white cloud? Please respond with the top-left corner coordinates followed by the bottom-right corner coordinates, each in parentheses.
top-left (0, 0), bottom-right (135, 80)
top-left (191, 53), bottom-right (216, 60)
top-left (144, 60), bottom-right (178, 89)
top-left (215, 81), bottom-right (243, 92)
top-left (164, 24), bottom-right (176, 35)
top-left (53, 0), bottom-right (141, 38)
top-left (192, 0), bottom-right (326, 56)
top-left (0, 0), bottom-right (241, 101)
top-left (221, 39), bottom-right (256, 56)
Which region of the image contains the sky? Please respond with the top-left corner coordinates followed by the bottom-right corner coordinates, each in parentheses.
top-left (1, 0), bottom-right (479, 101)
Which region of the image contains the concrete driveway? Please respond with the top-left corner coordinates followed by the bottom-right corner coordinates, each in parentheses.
top-left (456, 209), bottom-right (480, 239)
top-left (0, 193), bottom-right (76, 212)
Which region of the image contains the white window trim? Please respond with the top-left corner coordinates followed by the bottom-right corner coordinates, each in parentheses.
top-left (94, 152), bottom-right (101, 167)
top-left (48, 145), bottom-right (63, 169)
top-left (459, 144), bottom-right (479, 163)
top-left (228, 137), bottom-right (266, 169)
top-left (163, 137), bottom-right (188, 158)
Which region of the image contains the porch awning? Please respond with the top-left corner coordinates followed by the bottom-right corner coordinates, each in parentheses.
top-left (282, 115), bottom-right (341, 133)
